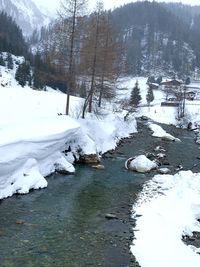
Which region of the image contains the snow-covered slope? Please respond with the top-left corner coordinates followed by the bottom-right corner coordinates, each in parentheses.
top-left (0, 0), bottom-right (52, 36)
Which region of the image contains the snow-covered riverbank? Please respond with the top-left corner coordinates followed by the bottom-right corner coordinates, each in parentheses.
top-left (131, 170), bottom-right (200, 267)
top-left (0, 64), bottom-right (137, 199)
top-left (2, 60), bottom-right (200, 267)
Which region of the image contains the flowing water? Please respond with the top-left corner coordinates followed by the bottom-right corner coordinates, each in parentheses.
top-left (0, 120), bottom-right (199, 267)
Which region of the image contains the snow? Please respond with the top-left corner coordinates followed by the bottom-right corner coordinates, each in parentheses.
top-left (131, 171), bottom-right (200, 267)
top-left (0, 115), bottom-right (80, 199)
top-left (125, 155), bottom-right (157, 173)
top-left (148, 122), bottom-right (181, 141)
top-left (2, 56), bottom-right (200, 266)
top-left (0, 58), bottom-right (137, 199)
top-left (117, 77), bottom-right (200, 266)
top-left (79, 113), bottom-right (137, 154)
top-left (118, 76), bottom-right (178, 124)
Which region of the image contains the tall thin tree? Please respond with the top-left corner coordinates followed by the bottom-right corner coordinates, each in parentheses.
top-left (59, 0), bottom-right (87, 115)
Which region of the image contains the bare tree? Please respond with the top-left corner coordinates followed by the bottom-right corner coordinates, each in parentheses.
top-left (81, 1), bottom-right (103, 118)
top-left (81, 2), bottom-right (120, 117)
top-left (59, 0), bottom-right (87, 115)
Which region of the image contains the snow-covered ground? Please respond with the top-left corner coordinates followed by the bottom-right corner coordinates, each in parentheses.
top-left (118, 77), bottom-right (200, 266)
top-left (131, 171), bottom-right (200, 267)
top-left (118, 76), bottom-right (200, 126)
top-left (0, 60), bottom-right (137, 199)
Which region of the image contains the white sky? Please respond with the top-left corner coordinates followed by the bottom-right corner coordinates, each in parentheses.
top-left (32, 0), bottom-right (200, 12)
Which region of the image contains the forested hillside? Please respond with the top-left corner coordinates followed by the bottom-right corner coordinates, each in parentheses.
top-left (2, 1), bottom-right (200, 92)
top-left (111, 1), bottom-right (197, 77)
top-left (0, 12), bottom-right (28, 56)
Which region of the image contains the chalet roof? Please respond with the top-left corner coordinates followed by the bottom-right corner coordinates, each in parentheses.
top-left (161, 79), bottom-right (183, 86)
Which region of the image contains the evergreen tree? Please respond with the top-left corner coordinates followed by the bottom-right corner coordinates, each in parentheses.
top-left (147, 76), bottom-right (156, 84)
top-left (129, 81), bottom-right (142, 107)
top-left (185, 77), bottom-right (191, 85)
top-left (156, 76), bottom-right (162, 84)
top-left (0, 12), bottom-right (28, 57)
top-left (146, 86), bottom-right (154, 106)
top-left (15, 62), bottom-right (31, 87)
top-left (0, 55), bottom-right (5, 66)
top-left (33, 69), bottom-right (43, 90)
top-left (7, 53), bottom-right (13, 70)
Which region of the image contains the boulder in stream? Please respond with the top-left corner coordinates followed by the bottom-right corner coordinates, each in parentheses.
top-left (158, 168), bottom-right (171, 174)
top-left (92, 164), bottom-right (105, 170)
top-left (79, 154), bottom-right (100, 164)
top-left (125, 155), bottom-right (157, 173)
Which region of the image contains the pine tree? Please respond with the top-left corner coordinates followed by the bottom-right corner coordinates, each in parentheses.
top-left (0, 55), bottom-right (5, 66)
top-left (146, 86), bottom-right (154, 106)
top-left (156, 76), bottom-right (162, 84)
top-left (185, 77), bottom-right (190, 85)
top-left (7, 53), bottom-right (13, 70)
top-left (130, 81), bottom-right (142, 107)
top-left (15, 62), bottom-right (31, 87)
top-left (33, 69), bottom-right (43, 90)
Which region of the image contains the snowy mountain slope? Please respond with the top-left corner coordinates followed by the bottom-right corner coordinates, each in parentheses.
top-left (111, 1), bottom-right (197, 76)
top-left (0, 0), bottom-right (52, 36)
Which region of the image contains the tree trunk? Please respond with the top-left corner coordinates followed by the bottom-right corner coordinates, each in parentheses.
top-left (66, 0), bottom-right (77, 115)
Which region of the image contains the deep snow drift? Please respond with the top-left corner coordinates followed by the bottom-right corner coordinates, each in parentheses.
top-left (0, 60), bottom-right (137, 199)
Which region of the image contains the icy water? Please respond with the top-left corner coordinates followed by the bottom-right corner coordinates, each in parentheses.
top-left (0, 121), bottom-right (199, 267)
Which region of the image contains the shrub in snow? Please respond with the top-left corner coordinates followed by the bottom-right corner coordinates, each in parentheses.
top-left (125, 155), bottom-right (157, 173)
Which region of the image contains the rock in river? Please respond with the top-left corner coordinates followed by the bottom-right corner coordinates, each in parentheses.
top-left (125, 155), bottom-right (157, 173)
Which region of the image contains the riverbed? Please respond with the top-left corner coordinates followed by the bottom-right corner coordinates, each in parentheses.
top-left (0, 120), bottom-right (199, 267)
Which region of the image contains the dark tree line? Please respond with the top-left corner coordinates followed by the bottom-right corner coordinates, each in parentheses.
top-left (110, 1), bottom-right (200, 77)
top-left (0, 12), bottom-right (28, 57)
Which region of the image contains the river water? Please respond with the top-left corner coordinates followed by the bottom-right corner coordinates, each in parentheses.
top-left (0, 120), bottom-right (199, 267)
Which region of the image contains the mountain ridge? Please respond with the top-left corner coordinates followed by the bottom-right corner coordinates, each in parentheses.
top-left (0, 0), bottom-right (52, 36)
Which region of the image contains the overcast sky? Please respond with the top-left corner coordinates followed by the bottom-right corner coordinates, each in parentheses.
top-left (32, 0), bottom-right (200, 12)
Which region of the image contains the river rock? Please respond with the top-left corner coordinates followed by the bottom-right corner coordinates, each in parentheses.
top-left (154, 146), bottom-right (166, 152)
top-left (156, 153), bottom-right (166, 159)
top-left (105, 213), bottom-right (118, 220)
top-left (161, 134), bottom-right (181, 142)
top-left (79, 154), bottom-right (100, 164)
top-left (158, 168), bottom-right (171, 174)
top-left (145, 152), bottom-right (156, 160)
top-left (140, 115), bottom-right (149, 121)
top-left (91, 164), bottom-right (105, 170)
top-left (196, 138), bottom-right (200, 145)
top-left (187, 122), bottom-right (193, 130)
top-left (16, 220), bottom-right (25, 225)
top-left (125, 155), bottom-right (157, 173)
top-left (175, 164), bottom-right (183, 171)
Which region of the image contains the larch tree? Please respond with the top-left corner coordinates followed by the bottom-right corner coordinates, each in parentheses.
top-left (97, 12), bottom-right (119, 108)
top-left (80, 2), bottom-right (120, 117)
top-left (81, 1), bottom-right (103, 118)
top-left (59, 0), bottom-right (87, 115)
